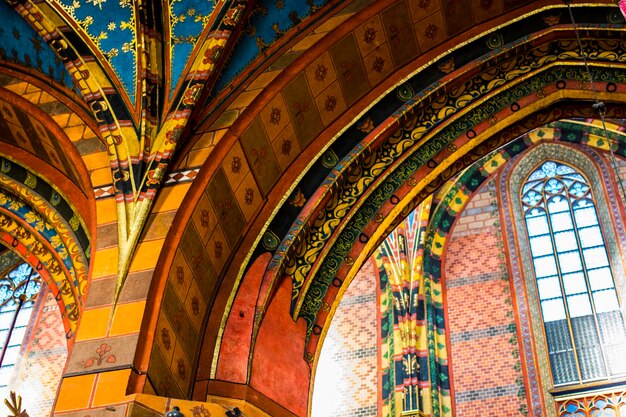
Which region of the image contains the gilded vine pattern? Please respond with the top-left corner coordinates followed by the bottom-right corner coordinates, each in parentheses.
top-left (0, 210), bottom-right (79, 335)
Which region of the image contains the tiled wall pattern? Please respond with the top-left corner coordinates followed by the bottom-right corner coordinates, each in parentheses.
top-left (444, 180), bottom-right (525, 416)
top-left (311, 260), bottom-right (377, 417)
top-left (7, 287), bottom-right (67, 417)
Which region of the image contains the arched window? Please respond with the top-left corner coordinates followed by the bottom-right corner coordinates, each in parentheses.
top-left (0, 261), bottom-right (41, 390)
top-left (521, 160), bottom-right (626, 386)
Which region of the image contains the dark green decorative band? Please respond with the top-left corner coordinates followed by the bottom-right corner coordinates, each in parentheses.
top-left (0, 156), bottom-right (90, 258)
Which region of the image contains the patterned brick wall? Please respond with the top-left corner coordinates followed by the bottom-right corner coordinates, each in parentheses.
top-left (444, 179), bottom-right (526, 416)
top-left (7, 286), bottom-right (67, 417)
top-left (311, 260), bottom-right (378, 417)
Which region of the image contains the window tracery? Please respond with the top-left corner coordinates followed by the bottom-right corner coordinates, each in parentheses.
top-left (500, 142), bottom-right (626, 417)
top-left (521, 160), bottom-right (626, 386)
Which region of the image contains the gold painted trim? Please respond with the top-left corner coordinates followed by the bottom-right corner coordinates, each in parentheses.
top-left (211, 2), bottom-right (620, 379)
top-left (0, 153), bottom-right (93, 241)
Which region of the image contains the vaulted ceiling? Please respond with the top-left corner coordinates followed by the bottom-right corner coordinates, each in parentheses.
top-left (2, 0), bottom-right (626, 413)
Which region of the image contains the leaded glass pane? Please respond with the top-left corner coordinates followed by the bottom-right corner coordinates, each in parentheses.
top-left (14, 311), bottom-right (30, 328)
top-left (523, 190), bottom-right (542, 206)
top-left (545, 319), bottom-right (578, 385)
top-left (551, 212), bottom-right (574, 231)
top-left (526, 215), bottom-right (549, 236)
top-left (598, 311), bottom-right (626, 375)
top-left (557, 164), bottom-right (576, 176)
top-left (588, 267), bottom-right (614, 291)
top-left (541, 298), bottom-right (567, 322)
top-left (542, 161), bottom-right (557, 176)
top-left (537, 277), bottom-right (561, 300)
top-left (529, 168), bottom-right (547, 182)
top-left (533, 255), bottom-right (558, 278)
top-left (554, 230), bottom-right (577, 252)
top-left (571, 315), bottom-right (606, 380)
top-left (562, 272), bottom-right (587, 295)
top-left (606, 343), bottom-right (626, 376)
top-left (573, 206), bottom-right (599, 227)
top-left (546, 178), bottom-right (565, 194)
top-left (593, 290), bottom-right (620, 313)
top-left (2, 345), bottom-right (19, 365)
top-left (583, 247), bottom-right (609, 269)
top-left (578, 226), bottom-right (603, 248)
top-left (567, 293), bottom-right (593, 317)
top-left (10, 326), bottom-right (25, 342)
top-left (569, 182), bottom-right (590, 198)
top-left (558, 251), bottom-right (583, 274)
top-left (548, 196), bottom-right (570, 214)
top-left (530, 235), bottom-right (553, 257)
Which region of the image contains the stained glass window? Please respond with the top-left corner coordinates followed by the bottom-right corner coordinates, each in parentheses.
top-left (522, 161), bottom-right (626, 386)
top-left (0, 262), bottom-right (41, 389)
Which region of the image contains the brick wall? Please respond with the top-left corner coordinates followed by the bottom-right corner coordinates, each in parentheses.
top-left (311, 259), bottom-right (378, 417)
top-left (444, 179), bottom-right (526, 416)
top-left (8, 286), bottom-right (68, 417)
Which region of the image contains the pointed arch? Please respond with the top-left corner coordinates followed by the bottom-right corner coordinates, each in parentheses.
top-left (500, 141), bottom-right (626, 416)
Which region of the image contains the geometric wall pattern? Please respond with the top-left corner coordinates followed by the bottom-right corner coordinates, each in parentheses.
top-left (311, 259), bottom-right (378, 417)
top-left (444, 179), bottom-right (526, 416)
top-left (7, 287), bottom-right (67, 417)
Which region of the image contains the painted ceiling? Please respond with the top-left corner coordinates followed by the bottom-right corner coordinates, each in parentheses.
top-left (0, 0), bottom-right (346, 113)
top-left (168, 0), bottom-right (218, 97)
top-left (0, 0), bottom-right (588, 123)
top-left (47, 0), bottom-right (222, 104)
top-left (0, 1), bottom-right (73, 89)
top-left (0, 0), bottom-right (395, 116)
top-left (213, 0), bottom-right (329, 92)
top-left (51, 0), bottom-right (138, 101)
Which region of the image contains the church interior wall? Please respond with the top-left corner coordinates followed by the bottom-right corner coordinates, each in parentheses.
top-left (444, 179), bottom-right (526, 416)
top-left (7, 286), bottom-right (66, 417)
